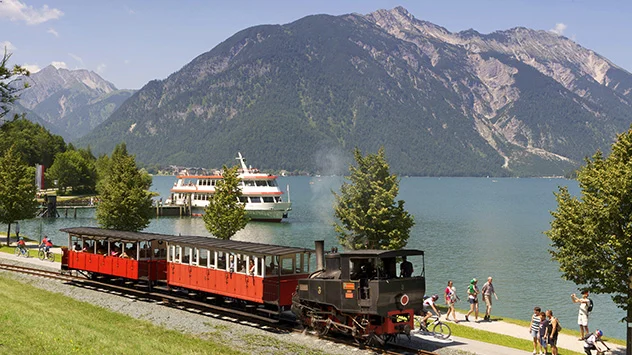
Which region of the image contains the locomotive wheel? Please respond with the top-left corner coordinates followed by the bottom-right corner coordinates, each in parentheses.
top-left (313, 318), bottom-right (330, 337)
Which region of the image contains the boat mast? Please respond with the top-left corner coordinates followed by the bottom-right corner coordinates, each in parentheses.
top-left (236, 152), bottom-right (250, 174)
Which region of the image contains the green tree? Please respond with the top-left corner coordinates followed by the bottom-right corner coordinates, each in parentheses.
top-left (546, 127), bottom-right (632, 354)
top-left (46, 147), bottom-right (97, 194)
top-left (0, 117), bottom-right (66, 168)
top-left (0, 145), bottom-right (38, 246)
top-left (333, 147), bottom-right (414, 250)
top-left (0, 49), bottom-right (29, 120)
top-left (96, 143), bottom-right (152, 231)
top-left (202, 165), bottom-right (248, 240)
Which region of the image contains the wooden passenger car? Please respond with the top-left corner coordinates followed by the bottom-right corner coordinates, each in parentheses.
top-left (60, 227), bottom-right (314, 312)
top-left (60, 227), bottom-right (168, 281)
top-left (164, 234), bottom-right (313, 311)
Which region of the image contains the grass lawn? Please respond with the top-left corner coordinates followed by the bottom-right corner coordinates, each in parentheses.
top-left (0, 275), bottom-right (242, 355)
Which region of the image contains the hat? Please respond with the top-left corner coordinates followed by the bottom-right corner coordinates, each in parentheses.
top-left (471, 278), bottom-right (477, 284)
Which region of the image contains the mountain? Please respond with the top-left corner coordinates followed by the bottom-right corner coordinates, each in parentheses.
top-left (16, 65), bottom-right (135, 141)
top-left (77, 7), bottom-right (632, 176)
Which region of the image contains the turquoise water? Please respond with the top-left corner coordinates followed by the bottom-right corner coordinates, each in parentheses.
top-left (3, 176), bottom-right (626, 340)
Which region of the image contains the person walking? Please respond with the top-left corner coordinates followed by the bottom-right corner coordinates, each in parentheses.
top-left (538, 311), bottom-right (549, 355)
top-left (572, 290), bottom-right (590, 340)
top-left (465, 278), bottom-right (479, 322)
top-left (530, 306), bottom-right (542, 355)
top-left (481, 276), bottom-right (498, 321)
top-left (444, 280), bottom-right (459, 322)
top-left (546, 309), bottom-right (560, 355)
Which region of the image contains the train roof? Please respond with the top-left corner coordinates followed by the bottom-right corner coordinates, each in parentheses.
top-left (332, 249), bottom-right (424, 258)
top-left (60, 227), bottom-right (313, 256)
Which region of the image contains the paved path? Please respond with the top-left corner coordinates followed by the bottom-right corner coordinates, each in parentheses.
top-left (445, 311), bottom-right (624, 355)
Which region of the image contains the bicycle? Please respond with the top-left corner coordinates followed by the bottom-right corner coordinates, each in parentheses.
top-left (38, 247), bottom-right (55, 262)
top-left (14, 246), bottom-right (29, 258)
top-left (414, 314), bottom-right (451, 339)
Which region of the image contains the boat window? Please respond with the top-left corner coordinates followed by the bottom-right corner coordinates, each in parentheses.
top-left (211, 180), bottom-right (216, 186)
top-left (255, 180), bottom-right (267, 187)
top-left (250, 197), bottom-right (261, 203)
top-left (262, 196), bottom-right (274, 203)
top-left (280, 255), bottom-right (295, 275)
top-left (275, 196), bottom-right (282, 202)
top-left (245, 180), bottom-right (255, 187)
top-left (268, 180), bottom-right (277, 187)
top-left (238, 196), bottom-right (247, 203)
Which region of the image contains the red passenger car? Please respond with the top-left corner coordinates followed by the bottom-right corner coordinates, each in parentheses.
top-left (60, 227), bottom-right (168, 281)
top-left (162, 234), bottom-right (313, 312)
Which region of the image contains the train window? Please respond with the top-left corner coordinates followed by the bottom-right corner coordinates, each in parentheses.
top-left (209, 250), bottom-right (216, 268)
top-left (217, 251), bottom-right (226, 270)
top-left (350, 258), bottom-right (376, 280)
top-left (199, 249), bottom-right (209, 267)
top-left (280, 255), bottom-right (295, 275)
top-left (264, 255), bottom-right (278, 276)
top-left (183, 247), bottom-right (192, 264)
top-left (262, 196), bottom-right (274, 203)
top-left (168, 245), bottom-right (175, 262)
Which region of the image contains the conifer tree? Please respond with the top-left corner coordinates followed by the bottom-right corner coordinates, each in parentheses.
top-left (0, 49), bottom-right (29, 121)
top-left (547, 127), bottom-right (632, 354)
top-left (96, 143), bottom-right (152, 231)
top-left (333, 147), bottom-right (414, 250)
top-left (0, 145), bottom-right (38, 246)
top-left (202, 165), bottom-right (248, 240)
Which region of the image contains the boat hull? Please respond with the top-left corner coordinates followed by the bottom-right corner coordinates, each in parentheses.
top-left (189, 205), bottom-right (290, 222)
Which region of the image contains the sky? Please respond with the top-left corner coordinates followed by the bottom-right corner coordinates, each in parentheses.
top-left (1, 0), bottom-right (631, 90)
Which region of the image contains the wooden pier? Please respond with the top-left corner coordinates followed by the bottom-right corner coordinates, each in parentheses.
top-left (37, 205), bottom-right (190, 218)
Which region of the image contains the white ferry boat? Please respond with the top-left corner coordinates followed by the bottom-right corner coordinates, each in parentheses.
top-left (169, 153), bottom-right (291, 222)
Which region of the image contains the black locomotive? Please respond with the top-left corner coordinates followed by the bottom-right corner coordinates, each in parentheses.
top-left (292, 241), bottom-right (425, 344)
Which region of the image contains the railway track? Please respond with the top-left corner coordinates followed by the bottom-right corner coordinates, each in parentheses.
top-left (0, 261), bottom-right (437, 355)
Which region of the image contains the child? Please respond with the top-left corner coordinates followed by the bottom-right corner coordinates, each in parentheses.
top-left (538, 311), bottom-right (549, 355)
top-left (530, 306), bottom-right (542, 355)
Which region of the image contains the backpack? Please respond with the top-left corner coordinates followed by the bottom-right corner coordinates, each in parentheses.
top-left (587, 298), bottom-right (593, 313)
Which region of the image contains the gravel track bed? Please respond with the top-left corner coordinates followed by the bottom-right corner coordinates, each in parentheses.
top-left (0, 257), bottom-right (470, 355)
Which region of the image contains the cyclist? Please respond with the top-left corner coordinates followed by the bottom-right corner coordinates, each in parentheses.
top-left (420, 294), bottom-right (441, 330)
top-left (17, 237), bottom-right (27, 254)
top-left (41, 236), bottom-right (53, 253)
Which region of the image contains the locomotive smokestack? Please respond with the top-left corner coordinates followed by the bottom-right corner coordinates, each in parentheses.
top-left (315, 240), bottom-right (324, 271)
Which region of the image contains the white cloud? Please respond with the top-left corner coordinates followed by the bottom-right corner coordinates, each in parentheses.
top-left (68, 52), bottom-right (83, 65)
top-left (22, 63), bottom-right (40, 73)
top-left (0, 0), bottom-right (63, 25)
top-left (125, 6), bottom-right (136, 15)
top-left (51, 61), bottom-right (67, 69)
top-left (96, 63), bottom-right (106, 74)
top-left (47, 28), bottom-right (59, 37)
top-left (0, 41), bottom-right (17, 52)
top-left (124, 59), bottom-right (130, 65)
top-left (550, 23), bottom-right (567, 36)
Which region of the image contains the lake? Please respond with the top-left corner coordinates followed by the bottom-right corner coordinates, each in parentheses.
top-left (3, 175), bottom-right (626, 340)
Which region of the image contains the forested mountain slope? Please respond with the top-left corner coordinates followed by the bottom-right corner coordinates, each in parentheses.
top-left (77, 7), bottom-right (632, 176)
